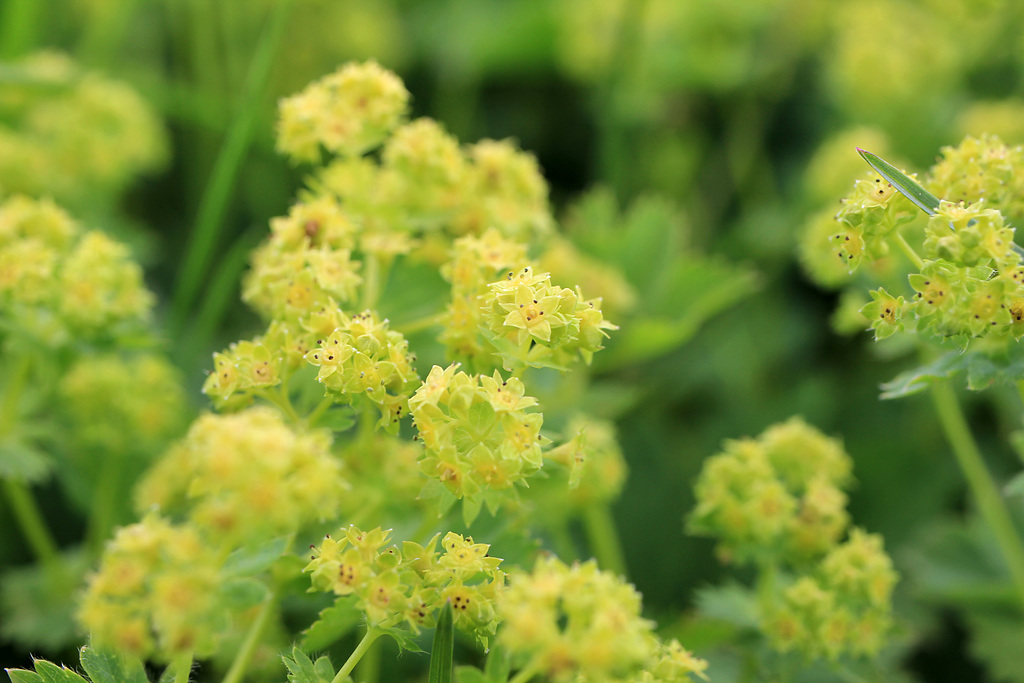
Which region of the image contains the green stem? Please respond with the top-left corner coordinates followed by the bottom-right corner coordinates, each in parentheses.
top-left (222, 591), bottom-right (277, 683)
top-left (507, 657), bottom-right (544, 683)
top-left (306, 396), bottom-right (335, 429)
top-left (2, 479), bottom-right (60, 568)
top-left (361, 253), bottom-right (382, 312)
top-left (86, 450), bottom-right (123, 558)
top-left (893, 231), bottom-right (924, 270)
top-left (755, 560), bottom-right (778, 616)
top-left (333, 623), bottom-right (392, 683)
top-left (395, 312), bottom-right (447, 337)
top-left (172, 651), bottom-right (193, 683)
top-left (355, 635), bottom-right (382, 683)
top-left (930, 380), bottom-right (1024, 612)
top-left (169, 0), bottom-right (294, 337)
top-left (581, 503), bottom-right (626, 576)
top-left (256, 386), bottom-right (301, 424)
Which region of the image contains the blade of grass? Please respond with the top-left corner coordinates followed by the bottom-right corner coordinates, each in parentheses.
top-left (856, 147), bottom-right (940, 216)
top-left (428, 602), bottom-right (454, 683)
top-left (168, 0), bottom-right (292, 337)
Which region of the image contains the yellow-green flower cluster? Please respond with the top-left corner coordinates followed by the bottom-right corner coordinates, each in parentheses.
top-left (243, 195), bottom-right (362, 321)
top-left (0, 52), bottom-right (167, 205)
top-left (78, 514), bottom-right (226, 661)
top-left (826, 171), bottom-right (915, 273)
top-left (927, 134), bottom-right (1024, 223)
top-left (0, 195), bottom-right (152, 344)
top-left (689, 417), bottom-right (852, 566)
top-left (305, 525), bottom-right (504, 644)
top-left (60, 353), bottom-right (188, 457)
top-left (538, 235), bottom-right (637, 320)
top-left (863, 200), bottom-right (1024, 342)
top-left (481, 266), bottom-right (616, 370)
top-left (498, 556), bottom-right (708, 683)
top-left (135, 407), bottom-right (347, 546)
top-left (440, 228), bottom-right (528, 364)
top-left (277, 60), bottom-right (410, 162)
top-left (306, 309), bottom-right (418, 430)
top-left (202, 320), bottom-right (311, 407)
top-left (408, 364), bottom-right (548, 504)
top-left (764, 529), bottom-right (898, 660)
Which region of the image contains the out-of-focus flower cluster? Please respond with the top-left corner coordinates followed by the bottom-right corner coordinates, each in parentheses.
top-left (498, 555), bottom-right (708, 683)
top-left (0, 195), bottom-right (153, 346)
top-left (690, 417), bottom-right (896, 660)
top-left (0, 52), bottom-right (167, 206)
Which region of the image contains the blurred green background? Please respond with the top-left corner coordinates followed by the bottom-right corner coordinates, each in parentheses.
top-left (4, 0), bottom-right (1024, 680)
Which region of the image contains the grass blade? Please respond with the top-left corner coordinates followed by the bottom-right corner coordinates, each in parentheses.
top-left (428, 602), bottom-right (454, 683)
top-left (856, 147), bottom-right (940, 216)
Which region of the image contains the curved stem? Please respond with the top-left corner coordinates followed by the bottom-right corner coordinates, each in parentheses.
top-left (508, 656), bottom-right (544, 683)
top-left (3, 479), bottom-right (60, 567)
top-left (333, 619), bottom-right (400, 683)
top-left (893, 231), bottom-right (924, 270)
top-left (306, 395), bottom-right (335, 429)
top-left (222, 591), bottom-right (278, 683)
top-left (930, 380), bottom-right (1024, 612)
top-left (581, 503), bottom-right (626, 577)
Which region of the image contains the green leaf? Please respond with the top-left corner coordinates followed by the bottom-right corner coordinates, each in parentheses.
top-left (1, 551), bottom-right (88, 651)
top-left (857, 148), bottom-right (940, 216)
top-left (314, 406), bottom-right (356, 433)
top-left (0, 435), bottom-right (52, 482)
top-left (6, 669), bottom-right (43, 683)
top-left (283, 647), bottom-right (336, 683)
top-left (299, 596), bottom-right (361, 652)
top-left (379, 623), bottom-right (425, 654)
top-left (454, 667), bottom-right (489, 683)
top-left (79, 648), bottom-right (148, 683)
top-left (222, 535), bottom-right (290, 577)
top-left (221, 577), bottom-right (269, 610)
top-left (965, 609), bottom-right (1024, 683)
top-left (879, 353), bottom-right (968, 399)
top-left (32, 662), bottom-right (87, 683)
top-left (1005, 470), bottom-right (1024, 499)
top-left (693, 582), bottom-right (760, 630)
top-left (428, 602), bottom-right (454, 683)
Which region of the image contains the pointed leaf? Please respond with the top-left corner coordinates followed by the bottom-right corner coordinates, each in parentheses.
top-left (6, 670), bottom-right (43, 683)
top-left (32, 662), bottom-right (87, 683)
top-left (222, 536), bottom-right (290, 577)
top-left (857, 148), bottom-right (940, 216)
top-left (379, 623), bottom-right (425, 654)
top-left (0, 436), bottom-right (52, 482)
top-left (428, 603), bottom-right (454, 683)
top-left (79, 648), bottom-right (148, 683)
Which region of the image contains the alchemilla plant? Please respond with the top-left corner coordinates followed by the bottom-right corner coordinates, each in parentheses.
top-left (20, 43), bottom-right (1023, 683)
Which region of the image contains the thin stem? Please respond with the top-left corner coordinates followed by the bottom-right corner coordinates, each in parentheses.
top-left (222, 591), bottom-right (278, 683)
top-left (581, 503), bottom-right (627, 577)
top-left (333, 620), bottom-right (399, 683)
top-left (355, 636), bottom-right (382, 683)
top-left (172, 651), bottom-right (193, 683)
top-left (508, 657), bottom-right (544, 683)
top-left (361, 253), bottom-right (382, 312)
top-left (169, 0), bottom-right (294, 336)
top-left (930, 380), bottom-right (1024, 612)
top-left (2, 479), bottom-right (60, 568)
top-left (256, 386), bottom-right (301, 424)
top-left (86, 450), bottom-right (123, 558)
top-left (395, 312), bottom-right (447, 337)
top-left (306, 396), bottom-right (335, 429)
top-left (893, 231), bottom-right (924, 270)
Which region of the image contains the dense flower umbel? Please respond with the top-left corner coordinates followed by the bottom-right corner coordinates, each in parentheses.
top-left (135, 407), bottom-right (347, 546)
top-left (498, 556), bottom-right (708, 683)
top-left (689, 417), bottom-right (852, 566)
top-left (0, 195), bottom-right (153, 344)
top-left (305, 525), bottom-right (504, 645)
top-left (276, 60), bottom-right (410, 163)
top-left (481, 266), bottom-right (616, 370)
top-left (764, 529), bottom-right (898, 660)
top-left (409, 364), bottom-right (548, 508)
top-left (78, 514), bottom-right (227, 661)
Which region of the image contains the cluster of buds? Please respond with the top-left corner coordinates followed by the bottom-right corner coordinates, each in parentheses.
top-left (408, 364), bottom-right (548, 512)
top-left (135, 407), bottom-right (348, 547)
top-left (481, 266), bottom-right (616, 370)
top-left (0, 195), bottom-right (153, 345)
top-left (201, 320), bottom-right (311, 407)
top-left (863, 200), bottom-right (1024, 343)
top-left (498, 555), bottom-right (708, 683)
top-left (78, 514), bottom-right (226, 661)
top-left (305, 526), bottom-right (504, 645)
top-left (689, 417), bottom-right (852, 566)
top-left (764, 529), bottom-right (898, 660)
